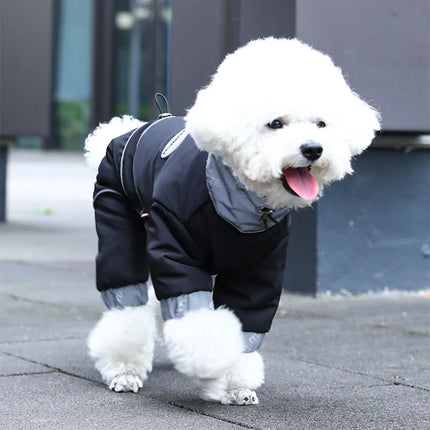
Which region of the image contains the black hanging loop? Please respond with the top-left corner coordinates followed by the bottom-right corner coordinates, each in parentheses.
top-left (154, 93), bottom-right (172, 119)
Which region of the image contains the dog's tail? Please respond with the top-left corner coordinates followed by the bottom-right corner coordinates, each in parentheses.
top-left (84, 115), bottom-right (145, 168)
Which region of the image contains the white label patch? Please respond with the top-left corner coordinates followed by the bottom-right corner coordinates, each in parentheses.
top-left (161, 129), bottom-right (187, 158)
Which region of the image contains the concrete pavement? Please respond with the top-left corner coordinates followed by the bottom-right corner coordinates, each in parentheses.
top-left (1, 150), bottom-right (429, 429)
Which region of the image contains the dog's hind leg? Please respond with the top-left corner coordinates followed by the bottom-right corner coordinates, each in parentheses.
top-left (87, 300), bottom-right (157, 392)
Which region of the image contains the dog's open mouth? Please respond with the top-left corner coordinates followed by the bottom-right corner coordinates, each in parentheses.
top-left (281, 167), bottom-right (319, 201)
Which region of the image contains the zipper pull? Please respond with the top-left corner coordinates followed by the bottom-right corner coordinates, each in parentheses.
top-left (259, 206), bottom-right (279, 231)
top-left (259, 207), bottom-right (273, 222)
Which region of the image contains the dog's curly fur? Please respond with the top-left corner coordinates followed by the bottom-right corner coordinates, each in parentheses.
top-left (86, 38), bottom-right (380, 405)
top-left (186, 38), bottom-right (379, 209)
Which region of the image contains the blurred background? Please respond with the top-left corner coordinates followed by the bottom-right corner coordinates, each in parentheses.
top-left (1, 0), bottom-right (171, 150)
top-left (0, 0), bottom-right (429, 295)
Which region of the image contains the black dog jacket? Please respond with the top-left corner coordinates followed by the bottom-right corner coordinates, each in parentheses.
top-left (93, 116), bottom-right (290, 333)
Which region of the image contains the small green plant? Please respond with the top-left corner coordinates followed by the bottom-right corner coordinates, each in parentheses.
top-left (54, 99), bottom-right (91, 150)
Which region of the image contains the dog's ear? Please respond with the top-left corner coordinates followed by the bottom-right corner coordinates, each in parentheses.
top-left (346, 95), bottom-right (381, 156)
top-left (185, 86), bottom-right (236, 154)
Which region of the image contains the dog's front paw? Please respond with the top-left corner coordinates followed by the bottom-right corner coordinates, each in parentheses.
top-left (109, 375), bottom-right (144, 393)
top-left (227, 389), bottom-right (259, 405)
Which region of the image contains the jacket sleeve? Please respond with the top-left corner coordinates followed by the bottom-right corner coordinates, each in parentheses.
top-left (146, 201), bottom-right (213, 300)
top-left (213, 232), bottom-right (289, 333)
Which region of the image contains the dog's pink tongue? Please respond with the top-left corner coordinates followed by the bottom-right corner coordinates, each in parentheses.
top-left (283, 167), bottom-right (319, 200)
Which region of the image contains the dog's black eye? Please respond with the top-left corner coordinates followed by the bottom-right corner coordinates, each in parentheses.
top-left (316, 121), bottom-right (326, 128)
top-left (268, 119), bottom-right (283, 129)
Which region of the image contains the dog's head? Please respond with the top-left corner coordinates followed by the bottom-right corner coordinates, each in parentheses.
top-left (186, 38), bottom-right (380, 208)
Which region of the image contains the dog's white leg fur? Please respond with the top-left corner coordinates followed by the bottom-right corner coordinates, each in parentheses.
top-left (198, 352), bottom-right (264, 405)
top-left (163, 308), bottom-right (244, 379)
top-left (87, 304), bottom-right (157, 392)
top-left (225, 351), bottom-right (264, 405)
top-left (163, 307), bottom-right (263, 404)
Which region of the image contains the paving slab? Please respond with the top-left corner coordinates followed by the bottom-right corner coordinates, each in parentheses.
top-left (0, 372), bottom-right (244, 430)
top-left (270, 295), bottom-right (430, 390)
top-left (0, 260), bottom-right (99, 309)
top-left (0, 352), bottom-right (54, 376)
top-left (0, 270), bottom-right (101, 344)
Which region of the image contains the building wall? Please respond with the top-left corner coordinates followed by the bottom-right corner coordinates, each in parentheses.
top-left (170, 0), bottom-right (226, 115)
top-left (294, 0), bottom-right (430, 292)
top-left (171, 0), bottom-right (430, 132)
top-left (0, 0), bottom-right (54, 138)
top-left (318, 148), bottom-right (430, 293)
top-left (170, 0), bottom-right (295, 115)
top-left (296, 0), bottom-right (430, 132)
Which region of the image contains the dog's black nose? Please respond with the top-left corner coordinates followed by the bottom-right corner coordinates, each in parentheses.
top-left (300, 142), bottom-right (323, 161)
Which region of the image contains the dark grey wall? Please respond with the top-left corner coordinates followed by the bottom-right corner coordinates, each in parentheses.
top-left (224, 0), bottom-right (295, 52)
top-left (0, 0), bottom-right (54, 137)
top-left (170, 0), bottom-right (295, 115)
top-left (171, 0), bottom-right (430, 132)
top-left (296, 0), bottom-right (430, 132)
top-left (283, 208), bottom-right (317, 295)
top-left (318, 148), bottom-right (430, 293)
top-left (170, 0), bottom-right (226, 115)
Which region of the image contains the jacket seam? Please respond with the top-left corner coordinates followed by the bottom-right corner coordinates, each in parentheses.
top-left (119, 126), bottom-right (142, 198)
top-left (93, 188), bottom-right (123, 203)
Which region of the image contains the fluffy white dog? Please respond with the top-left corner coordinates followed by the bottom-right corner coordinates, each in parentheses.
top-left (85, 38), bottom-right (380, 405)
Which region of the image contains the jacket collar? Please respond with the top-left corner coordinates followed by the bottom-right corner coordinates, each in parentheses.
top-left (206, 154), bottom-right (290, 233)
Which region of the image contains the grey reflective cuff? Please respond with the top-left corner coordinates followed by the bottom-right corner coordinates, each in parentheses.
top-left (160, 290), bottom-right (214, 320)
top-left (242, 332), bottom-right (265, 352)
top-left (101, 283), bottom-right (149, 309)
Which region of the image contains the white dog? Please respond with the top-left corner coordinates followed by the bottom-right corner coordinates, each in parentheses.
top-left (85, 38), bottom-right (380, 405)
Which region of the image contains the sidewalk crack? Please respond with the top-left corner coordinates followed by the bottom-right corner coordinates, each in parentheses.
top-left (1, 292), bottom-right (81, 310)
top-left (0, 335), bottom-right (85, 346)
top-left (1, 351), bottom-right (101, 386)
top-left (164, 400), bottom-right (263, 429)
top-left (0, 370), bottom-right (57, 378)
